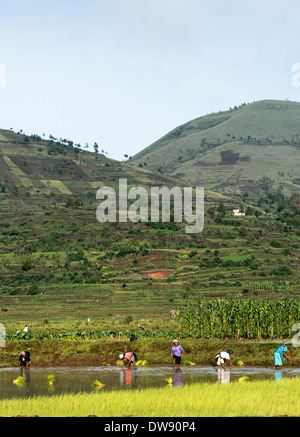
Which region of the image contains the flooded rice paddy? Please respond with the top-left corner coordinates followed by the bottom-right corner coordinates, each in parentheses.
top-left (1, 365), bottom-right (300, 398)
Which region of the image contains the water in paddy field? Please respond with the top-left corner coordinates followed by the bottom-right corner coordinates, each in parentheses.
top-left (0, 365), bottom-right (299, 399)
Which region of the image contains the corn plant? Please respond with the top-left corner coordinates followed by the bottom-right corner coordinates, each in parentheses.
top-left (177, 297), bottom-right (300, 340)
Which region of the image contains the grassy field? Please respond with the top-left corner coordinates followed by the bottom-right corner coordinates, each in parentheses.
top-left (1, 377), bottom-right (300, 417)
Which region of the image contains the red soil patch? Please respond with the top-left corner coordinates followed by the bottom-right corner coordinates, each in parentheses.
top-left (146, 271), bottom-right (170, 278)
top-left (147, 253), bottom-right (163, 262)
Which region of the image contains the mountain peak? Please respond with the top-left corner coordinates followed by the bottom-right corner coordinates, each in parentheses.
top-left (130, 99), bottom-right (300, 197)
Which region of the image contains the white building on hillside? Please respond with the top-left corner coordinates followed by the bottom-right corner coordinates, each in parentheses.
top-left (233, 209), bottom-right (245, 216)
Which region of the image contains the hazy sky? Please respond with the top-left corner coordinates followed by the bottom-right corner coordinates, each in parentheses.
top-left (0, 0), bottom-right (300, 160)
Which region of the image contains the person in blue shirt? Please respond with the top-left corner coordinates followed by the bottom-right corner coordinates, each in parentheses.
top-left (273, 340), bottom-right (291, 370)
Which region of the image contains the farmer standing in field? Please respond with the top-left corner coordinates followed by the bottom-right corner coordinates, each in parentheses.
top-left (213, 350), bottom-right (235, 369)
top-left (171, 339), bottom-right (186, 370)
top-left (273, 340), bottom-right (291, 370)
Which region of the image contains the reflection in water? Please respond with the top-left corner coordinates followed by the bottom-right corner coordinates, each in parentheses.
top-left (172, 369), bottom-right (182, 388)
top-left (20, 367), bottom-right (31, 383)
top-left (120, 367), bottom-right (137, 389)
top-left (1, 365), bottom-right (300, 399)
top-left (216, 368), bottom-right (231, 384)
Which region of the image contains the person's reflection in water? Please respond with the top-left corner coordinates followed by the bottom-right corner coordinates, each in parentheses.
top-left (119, 368), bottom-right (125, 387)
top-left (20, 366), bottom-right (30, 383)
top-left (274, 370), bottom-right (283, 382)
top-left (120, 367), bottom-right (137, 389)
top-left (216, 368), bottom-right (231, 384)
top-left (172, 369), bottom-right (182, 388)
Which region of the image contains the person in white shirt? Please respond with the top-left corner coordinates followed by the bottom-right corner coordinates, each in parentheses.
top-left (213, 349), bottom-right (235, 368)
top-left (23, 325), bottom-right (28, 333)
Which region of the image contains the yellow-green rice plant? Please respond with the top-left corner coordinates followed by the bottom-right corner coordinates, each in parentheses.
top-left (164, 377), bottom-right (172, 385)
top-left (184, 361), bottom-right (196, 366)
top-left (48, 375), bottom-right (55, 385)
top-left (237, 376), bottom-right (249, 383)
top-left (12, 376), bottom-right (25, 386)
top-left (93, 380), bottom-right (105, 389)
top-left (2, 378), bottom-right (300, 416)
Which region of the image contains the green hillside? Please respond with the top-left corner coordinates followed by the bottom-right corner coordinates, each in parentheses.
top-left (0, 128), bottom-right (190, 208)
top-left (0, 128), bottom-right (236, 228)
top-left (130, 100), bottom-right (300, 198)
top-left (0, 125), bottom-right (299, 336)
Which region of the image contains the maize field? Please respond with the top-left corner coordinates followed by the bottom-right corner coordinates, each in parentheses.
top-left (177, 297), bottom-right (300, 339)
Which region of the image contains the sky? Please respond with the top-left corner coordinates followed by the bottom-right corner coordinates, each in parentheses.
top-left (0, 0), bottom-right (300, 161)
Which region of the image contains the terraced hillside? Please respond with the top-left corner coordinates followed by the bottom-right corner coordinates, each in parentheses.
top-left (0, 129), bottom-right (192, 207)
top-left (0, 126), bottom-right (299, 333)
top-left (0, 200), bottom-right (299, 329)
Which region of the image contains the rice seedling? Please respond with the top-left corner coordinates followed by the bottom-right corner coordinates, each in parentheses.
top-left (93, 380), bottom-right (105, 389)
top-left (12, 376), bottom-right (25, 386)
top-left (237, 376), bottom-right (250, 383)
top-left (236, 360), bottom-right (244, 366)
top-left (164, 377), bottom-right (172, 385)
top-left (135, 360), bottom-right (147, 366)
top-left (47, 375), bottom-right (55, 384)
top-left (183, 361), bottom-right (196, 366)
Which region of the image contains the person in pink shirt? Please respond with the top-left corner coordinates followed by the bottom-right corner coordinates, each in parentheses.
top-left (119, 352), bottom-right (137, 368)
top-left (170, 339), bottom-right (186, 370)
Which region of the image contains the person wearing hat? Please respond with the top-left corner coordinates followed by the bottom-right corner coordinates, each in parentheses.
top-left (273, 340), bottom-right (291, 370)
top-left (213, 350), bottom-right (235, 369)
top-left (171, 340), bottom-right (186, 370)
top-left (119, 351), bottom-right (138, 368)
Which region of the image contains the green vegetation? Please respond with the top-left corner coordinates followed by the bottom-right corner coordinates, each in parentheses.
top-left (0, 208), bottom-right (299, 341)
top-left (0, 200), bottom-right (299, 332)
top-left (2, 338), bottom-right (300, 368)
top-left (0, 117), bottom-right (299, 356)
top-left (0, 104), bottom-right (299, 419)
top-left (130, 99), bottom-right (300, 198)
top-left (1, 378), bottom-right (300, 416)
top-left (3, 296), bottom-right (300, 341)
top-left (178, 297), bottom-right (300, 339)
top-left (12, 376), bottom-right (25, 386)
